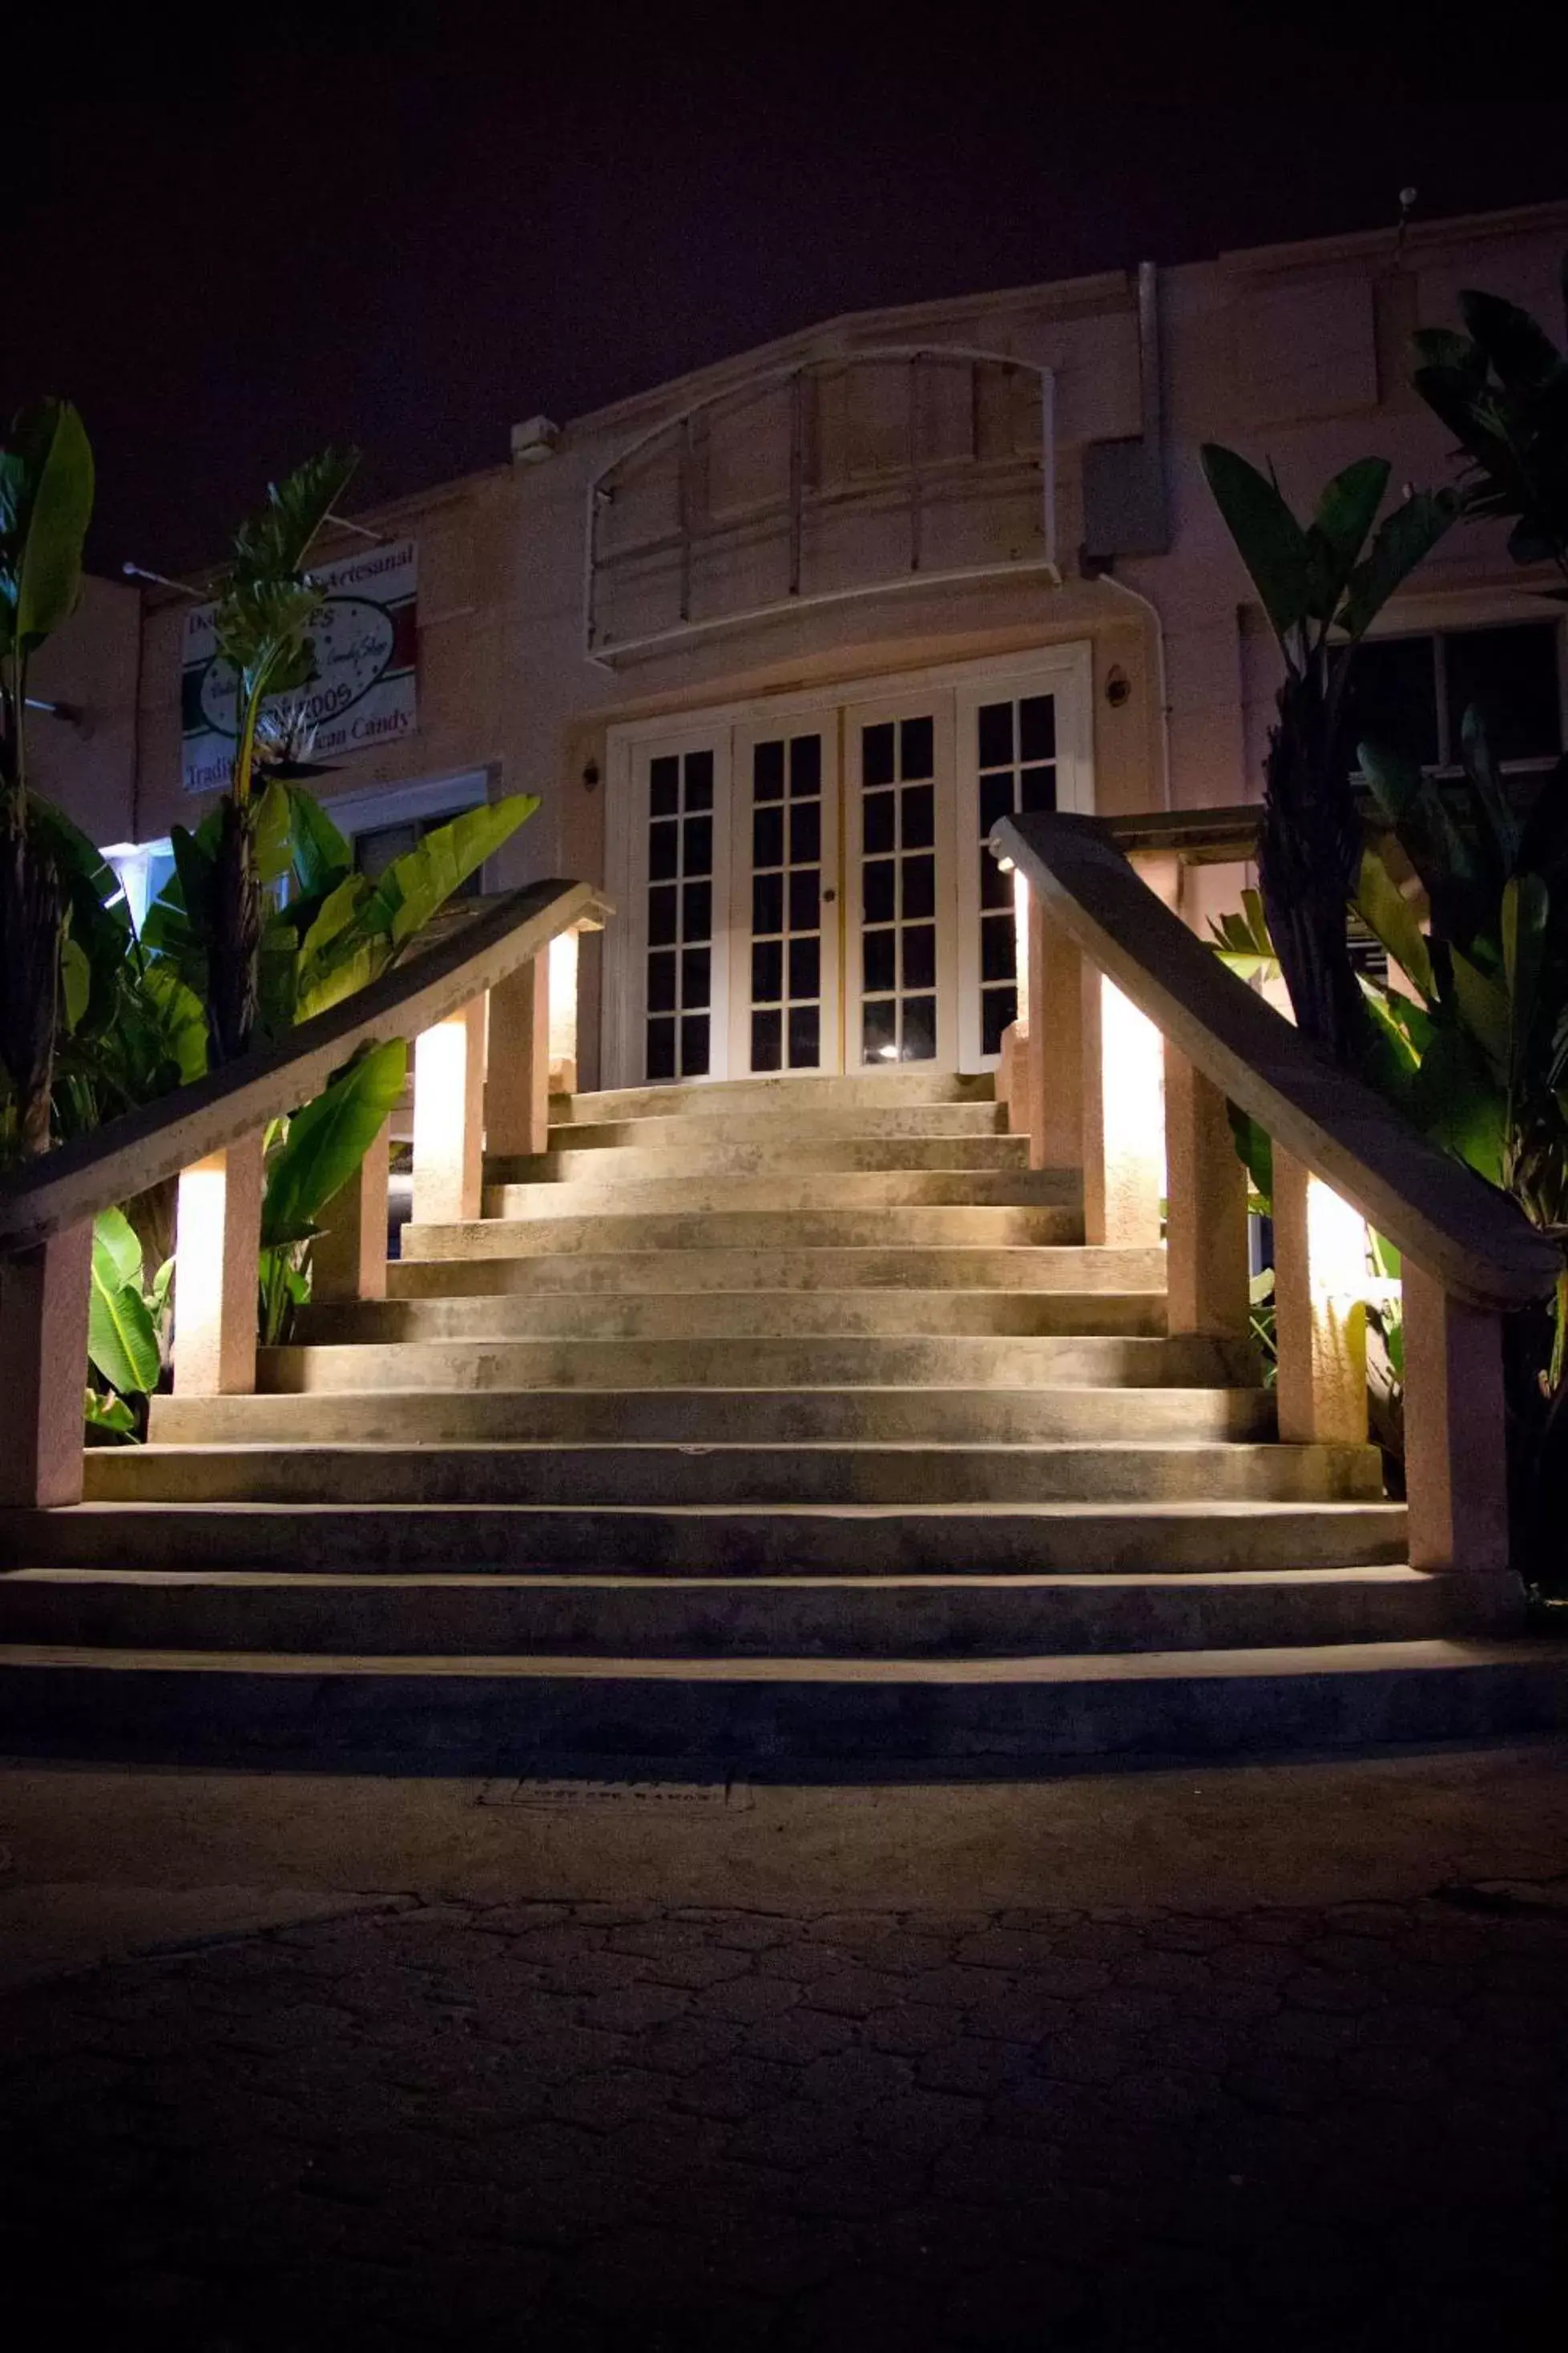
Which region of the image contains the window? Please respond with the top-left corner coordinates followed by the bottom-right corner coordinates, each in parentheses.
top-left (748, 732), bottom-right (826, 1072)
top-left (973, 692), bottom-right (1055, 1055)
top-left (645, 748), bottom-right (716, 1080)
top-left (1343, 622), bottom-right (1563, 775)
top-left (352, 813), bottom-right (482, 898)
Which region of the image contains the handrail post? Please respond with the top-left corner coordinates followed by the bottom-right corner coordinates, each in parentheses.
top-left (173, 1130), bottom-right (264, 1396)
top-left (486, 951), bottom-right (550, 1158)
top-left (1272, 1148), bottom-right (1368, 1443)
top-left (0, 1221), bottom-right (93, 1507)
top-left (1164, 1043), bottom-right (1250, 1337)
top-left (1402, 1264), bottom-right (1518, 1613)
top-left (312, 1120), bottom-right (390, 1306)
top-left (413, 995), bottom-right (486, 1225)
top-left (1023, 890), bottom-right (1086, 1177)
top-left (1025, 890), bottom-right (1162, 1245)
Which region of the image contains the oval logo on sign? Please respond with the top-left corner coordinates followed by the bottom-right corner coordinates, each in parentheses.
top-left (198, 596), bottom-right (398, 738)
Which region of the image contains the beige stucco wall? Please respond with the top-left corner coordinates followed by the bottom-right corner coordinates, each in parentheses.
top-left (41, 197), bottom-right (1568, 984)
top-left (26, 574), bottom-right (142, 844)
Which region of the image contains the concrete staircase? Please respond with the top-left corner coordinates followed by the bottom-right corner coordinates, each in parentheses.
top-left (2, 1070), bottom-right (1565, 1765)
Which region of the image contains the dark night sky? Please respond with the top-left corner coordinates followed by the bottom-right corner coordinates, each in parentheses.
top-left (10, 2), bottom-right (1565, 574)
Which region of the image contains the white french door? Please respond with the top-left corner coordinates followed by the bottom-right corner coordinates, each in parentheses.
top-left (603, 647), bottom-right (1094, 1089)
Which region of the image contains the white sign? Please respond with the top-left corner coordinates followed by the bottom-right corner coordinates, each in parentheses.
top-left (180, 537), bottom-right (418, 796)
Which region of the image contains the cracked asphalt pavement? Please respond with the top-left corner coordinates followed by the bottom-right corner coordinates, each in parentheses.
top-left (3, 1882), bottom-right (1566, 2349)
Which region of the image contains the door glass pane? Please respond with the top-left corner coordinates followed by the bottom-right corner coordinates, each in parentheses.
top-left (746, 732), bottom-right (828, 1074)
top-left (644, 747), bottom-right (717, 1080)
top-left (858, 712), bottom-right (942, 1062)
top-left (972, 692), bottom-right (1054, 1048)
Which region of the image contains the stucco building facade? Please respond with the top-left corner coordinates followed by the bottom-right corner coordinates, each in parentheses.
top-left (30, 197), bottom-right (1568, 1092)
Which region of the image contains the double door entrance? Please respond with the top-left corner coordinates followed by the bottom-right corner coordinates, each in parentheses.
top-left (601, 648), bottom-right (1093, 1089)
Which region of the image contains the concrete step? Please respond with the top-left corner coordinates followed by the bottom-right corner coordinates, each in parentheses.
top-left (11, 1499), bottom-right (1406, 1574)
top-left (83, 1440), bottom-right (1383, 1509)
top-left (550, 1104), bottom-right (1010, 1148)
top-left (254, 1332), bottom-right (1255, 1395)
top-left (0, 1565), bottom-right (1460, 1658)
top-left (294, 1290), bottom-right (1170, 1346)
top-left (387, 1245), bottom-right (1168, 1300)
top-left (402, 1206), bottom-right (1082, 1259)
top-left (489, 1137), bottom-right (1031, 1185)
top-left (148, 1383), bottom-right (1278, 1449)
top-left (560, 1072), bottom-right (997, 1121)
top-left (484, 1171), bottom-right (1072, 1217)
top-left (2, 1637), bottom-right (1563, 1764)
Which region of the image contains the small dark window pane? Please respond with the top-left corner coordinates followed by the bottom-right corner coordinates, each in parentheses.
top-left (902, 996), bottom-right (937, 1062)
top-left (1445, 624), bottom-right (1563, 765)
top-left (753, 872), bottom-right (784, 934)
top-left (754, 740), bottom-right (785, 801)
top-left (679, 1013), bottom-right (710, 1076)
top-left (752, 1008), bottom-right (782, 1070)
top-left (981, 851), bottom-right (1013, 910)
top-left (982, 912), bottom-right (1015, 983)
top-left (789, 735), bottom-right (822, 796)
top-left (863, 722), bottom-right (896, 787)
top-left (863, 930), bottom-right (897, 994)
top-left (902, 854), bottom-right (935, 920)
top-left (649, 821), bottom-right (679, 882)
top-left (788, 935), bottom-right (820, 1000)
top-left (862, 996), bottom-right (897, 1062)
top-left (1020, 765), bottom-right (1057, 813)
top-left (788, 1005), bottom-right (820, 1068)
top-left (753, 805), bottom-right (785, 870)
top-left (863, 790), bottom-right (896, 854)
top-left (647, 1016), bottom-right (676, 1080)
top-left (650, 757), bottom-right (679, 817)
top-left (982, 984), bottom-right (1018, 1055)
top-left (681, 945), bottom-right (711, 1008)
top-left (980, 772), bottom-right (1015, 833)
top-left (788, 869), bottom-right (820, 930)
top-left (683, 749), bottom-right (714, 809)
top-left (752, 938), bottom-right (784, 1003)
top-left (902, 924), bottom-right (936, 991)
top-left (900, 715), bottom-right (934, 778)
top-left (977, 702), bottom-right (1014, 768)
top-left (901, 783), bottom-right (934, 849)
top-left (1340, 636), bottom-right (1441, 772)
top-left (647, 950), bottom-right (677, 1013)
top-left (790, 800), bottom-right (821, 866)
top-left (1019, 696), bottom-right (1056, 761)
top-left (647, 885), bottom-right (678, 947)
top-left (683, 815), bottom-right (712, 878)
top-left (683, 880), bottom-right (711, 942)
top-left (864, 860), bottom-right (896, 923)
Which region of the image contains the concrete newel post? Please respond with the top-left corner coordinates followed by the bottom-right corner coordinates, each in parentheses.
top-left (1024, 892), bottom-right (1086, 1179)
top-left (1164, 1043), bottom-right (1250, 1338)
top-left (1401, 1261), bottom-right (1517, 1609)
top-left (311, 1119), bottom-right (390, 1306)
top-left (172, 1128), bottom-right (265, 1398)
top-left (0, 1220), bottom-right (93, 1507)
top-left (412, 995), bottom-right (487, 1228)
top-left (1271, 1147), bottom-right (1368, 1444)
top-left (486, 951), bottom-right (550, 1159)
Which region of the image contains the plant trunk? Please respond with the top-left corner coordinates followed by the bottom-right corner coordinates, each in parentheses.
top-left (0, 789), bottom-right (64, 1156)
top-left (207, 794), bottom-right (261, 1065)
top-left (1255, 672), bottom-right (1366, 1068)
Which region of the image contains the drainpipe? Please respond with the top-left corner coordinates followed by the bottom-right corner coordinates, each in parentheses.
top-left (1081, 261), bottom-right (1173, 810)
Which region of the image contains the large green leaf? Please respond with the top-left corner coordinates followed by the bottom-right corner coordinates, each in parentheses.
top-left (1450, 947), bottom-right (1511, 1074)
top-left (286, 785), bottom-right (353, 898)
top-left (1199, 445), bottom-right (1310, 647)
top-left (88, 1209), bottom-right (160, 1396)
top-left (1409, 1024), bottom-right (1506, 1185)
top-left (363, 794), bottom-right (539, 949)
top-left (1354, 848), bottom-right (1434, 1003)
top-left (11, 402), bottom-right (94, 651)
top-left (252, 778), bottom-right (295, 886)
top-left (1502, 873), bottom-right (1550, 1092)
top-left (260, 1039), bottom-right (408, 1249)
top-left (1458, 289), bottom-right (1565, 391)
top-left (1339, 488), bottom-right (1460, 643)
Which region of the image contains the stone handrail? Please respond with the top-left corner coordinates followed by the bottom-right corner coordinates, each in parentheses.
top-left (993, 813), bottom-right (1555, 1314)
top-left (0, 876), bottom-right (608, 1509)
top-left (0, 878), bottom-right (604, 1255)
top-left (992, 809), bottom-right (1561, 1604)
